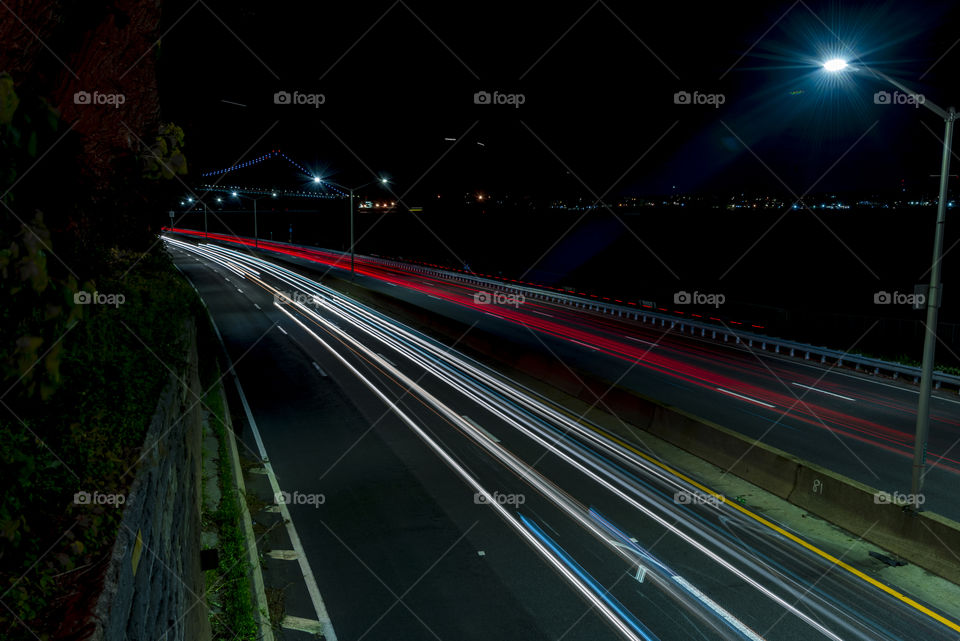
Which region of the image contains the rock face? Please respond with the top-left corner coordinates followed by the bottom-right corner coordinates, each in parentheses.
top-left (0, 0), bottom-right (164, 186)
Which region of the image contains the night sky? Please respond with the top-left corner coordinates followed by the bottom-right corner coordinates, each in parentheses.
top-left (159, 0), bottom-right (960, 200)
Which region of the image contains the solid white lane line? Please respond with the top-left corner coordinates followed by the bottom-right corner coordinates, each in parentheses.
top-left (716, 388), bottom-right (775, 409)
top-left (792, 383), bottom-right (855, 402)
top-left (204, 313), bottom-right (337, 641)
top-left (462, 415), bottom-right (501, 443)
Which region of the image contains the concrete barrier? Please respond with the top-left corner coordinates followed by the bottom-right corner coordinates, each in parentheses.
top-left (645, 405), bottom-right (801, 500)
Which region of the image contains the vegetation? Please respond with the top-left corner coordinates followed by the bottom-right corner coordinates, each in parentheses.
top-left (202, 379), bottom-right (259, 641)
top-left (0, 74), bottom-right (198, 638)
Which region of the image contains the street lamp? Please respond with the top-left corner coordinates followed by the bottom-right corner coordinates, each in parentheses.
top-left (314, 176), bottom-right (390, 276)
top-left (231, 190), bottom-right (278, 249)
top-left (183, 195), bottom-right (215, 240)
top-left (824, 58), bottom-right (957, 508)
top-left (185, 196), bottom-right (209, 240)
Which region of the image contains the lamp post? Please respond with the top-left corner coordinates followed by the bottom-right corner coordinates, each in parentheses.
top-left (231, 190), bottom-right (278, 249)
top-left (185, 196), bottom-right (209, 240)
top-left (824, 58), bottom-right (957, 508)
top-left (314, 176), bottom-right (390, 276)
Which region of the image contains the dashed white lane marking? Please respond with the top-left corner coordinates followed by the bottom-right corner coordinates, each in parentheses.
top-left (571, 339), bottom-right (597, 351)
top-left (282, 616), bottom-right (325, 635)
top-left (717, 387), bottom-right (776, 409)
top-left (312, 362), bottom-right (328, 377)
top-left (376, 353), bottom-right (397, 368)
top-left (254, 303), bottom-right (261, 310)
top-left (792, 382), bottom-right (855, 402)
top-left (461, 415), bottom-right (501, 443)
top-left (277, 326), bottom-right (288, 335)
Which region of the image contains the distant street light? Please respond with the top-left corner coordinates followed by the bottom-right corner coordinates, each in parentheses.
top-left (824, 58), bottom-right (957, 508)
top-left (231, 190), bottom-right (278, 249)
top-left (314, 176), bottom-right (390, 276)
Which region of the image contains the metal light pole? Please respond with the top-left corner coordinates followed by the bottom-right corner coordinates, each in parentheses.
top-left (824, 59), bottom-right (957, 507)
top-left (231, 191), bottom-right (277, 249)
top-left (314, 176), bottom-right (390, 277)
top-left (913, 108), bottom-right (955, 505)
top-left (349, 187), bottom-right (355, 275)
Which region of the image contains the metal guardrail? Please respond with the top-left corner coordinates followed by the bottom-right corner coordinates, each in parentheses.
top-left (170, 230), bottom-right (960, 392)
top-left (360, 254), bottom-right (960, 392)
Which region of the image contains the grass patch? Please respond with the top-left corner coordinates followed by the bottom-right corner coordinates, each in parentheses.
top-left (203, 379), bottom-right (258, 641)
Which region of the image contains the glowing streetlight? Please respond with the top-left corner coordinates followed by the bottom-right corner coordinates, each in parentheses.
top-left (822, 58), bottom-right (848, 72)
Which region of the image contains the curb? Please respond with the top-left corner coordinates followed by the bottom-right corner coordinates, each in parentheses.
top-left (219, 383), bottom-right (276, 641)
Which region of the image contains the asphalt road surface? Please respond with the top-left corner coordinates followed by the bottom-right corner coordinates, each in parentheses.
top-left (165, 234), bottom-right (960, 641)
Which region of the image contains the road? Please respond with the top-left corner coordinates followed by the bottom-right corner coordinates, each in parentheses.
top-left (164, 228), bottom-right (960, 520)
top-left (165, 234), bottom-right (960, 641)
